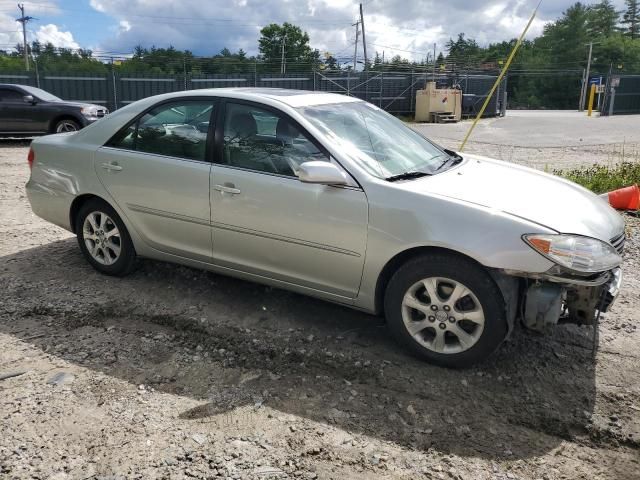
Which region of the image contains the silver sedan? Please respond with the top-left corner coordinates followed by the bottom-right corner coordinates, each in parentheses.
top-left (26, 88), bottom-right (625, 367)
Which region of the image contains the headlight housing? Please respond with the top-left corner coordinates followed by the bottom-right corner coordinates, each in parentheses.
top-left (523, 234), bottom-right (622, 273)
top-left (81, 107), bottom-right (99, 118)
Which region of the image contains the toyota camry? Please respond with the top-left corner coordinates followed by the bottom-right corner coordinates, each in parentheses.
top-left (25, 88), bottom-right (625, 367)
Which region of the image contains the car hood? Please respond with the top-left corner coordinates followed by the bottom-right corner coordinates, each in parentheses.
top-left (402, 153), bottom-right (625, 241)
top-left (56, 101), bottom-right (105, 110)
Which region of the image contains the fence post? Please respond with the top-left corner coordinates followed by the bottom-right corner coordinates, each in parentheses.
top-left (183, 58), bottom-right (187, 90)
top-left (410, 68), bottom-right (415, 114)
top-left (608, 86), bottom-right (616, 116)
top-left (110, 59), bottom-right (118, 111)
top-left (33, 58), bottom-right (40, 88)
top-left (313, 68), bottom-right (316, 91)
top-left (379, 66), bottom-right (383, 107)
top-left (364, 70), bottom-right (369, 104)
top-left (254, 60), bottom-right (257, 87)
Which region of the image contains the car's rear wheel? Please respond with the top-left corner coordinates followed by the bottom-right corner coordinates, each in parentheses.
top-left (384, 253), bottom-right (507, 368)
top-left (76, 199), bottom-right (136, 276)
top-left (55, 119), bottom-right (80, 133)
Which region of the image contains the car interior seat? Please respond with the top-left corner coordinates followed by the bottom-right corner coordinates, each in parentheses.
top-left (225, 112), bottom-right (277, 173)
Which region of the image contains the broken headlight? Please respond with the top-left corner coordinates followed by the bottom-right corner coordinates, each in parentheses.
top-left (523, 234), bottom-right (622, 273)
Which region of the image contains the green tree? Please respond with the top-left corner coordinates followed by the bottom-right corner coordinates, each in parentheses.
top-left (258, 22), bottom-right (313, 72)
top-left (622, 0), bottom-right (640, 38)
top-left (445, 33), bottom-right (481, 67)
top-left (587, 0), bottom-right (619, 37)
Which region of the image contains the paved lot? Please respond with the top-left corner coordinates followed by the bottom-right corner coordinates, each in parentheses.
top-left (411, 110), bottom-right (640, 170)
top-left (1, 122), bottom-right (639, 479)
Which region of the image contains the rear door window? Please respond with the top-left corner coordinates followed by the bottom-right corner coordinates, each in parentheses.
top-left (0, 88), bottom-right (23, 102)
top-left (107, 100), bottom-right (215, 162)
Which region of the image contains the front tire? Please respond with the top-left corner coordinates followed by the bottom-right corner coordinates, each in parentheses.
top-left (54, 119), bottom-right (80, 133)
top-left (76, 199), bottom-right (136, 276)
top-left (384, 253), bottom-right (507, 368)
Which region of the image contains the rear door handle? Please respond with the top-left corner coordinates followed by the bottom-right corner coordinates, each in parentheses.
top-left (213, 183), bottom-right (241, 195)
top-left (101, 162), bottom-right (123, 172)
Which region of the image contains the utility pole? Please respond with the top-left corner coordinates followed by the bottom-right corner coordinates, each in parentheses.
top-left (280, 34), bottom-right (287, 74)
top-left (110, 57), bottom-right (118, 111)
top-left (17, 4), bottom-right (34, 71)
top-left (432, 43), bottom-right (436, 81)
top-left (359, 3), bottom-right (367, 70)
top-left (580, 42), bottom-right (594, 111)
top-left (352, 21), bottom-right (360, 71)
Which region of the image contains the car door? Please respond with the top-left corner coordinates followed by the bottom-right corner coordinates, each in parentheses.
top-left (95, 98), bottom-right (216, 262)
top-left (0, 87), bottom-right (35, 133)
top-left (210, 100), bottom-right (368, 298)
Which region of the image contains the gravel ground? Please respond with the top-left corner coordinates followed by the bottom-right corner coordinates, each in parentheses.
top-left (1, 138), bottom-right (639, 480)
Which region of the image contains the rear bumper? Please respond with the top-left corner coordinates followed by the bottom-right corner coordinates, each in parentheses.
top-left (25, 179), bottom-right (74, 232)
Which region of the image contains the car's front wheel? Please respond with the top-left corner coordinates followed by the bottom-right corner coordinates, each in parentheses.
top-left (76, 199), bottom-right (136, 276)
top-left (384, 253), bottom-right (507, 368)
top-left (54, 118), bottom-right (80, 133)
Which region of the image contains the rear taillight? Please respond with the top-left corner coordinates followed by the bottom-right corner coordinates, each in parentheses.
top-left (27, 148), bottom-right (34, 170)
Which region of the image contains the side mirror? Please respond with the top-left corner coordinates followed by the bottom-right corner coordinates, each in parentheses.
top-left (297, 161), bottom-right (347, 185)
top-left (23, 95), bottom-right (35, 104)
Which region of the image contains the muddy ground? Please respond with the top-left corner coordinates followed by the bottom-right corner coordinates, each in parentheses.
top-left (1, 138), bottom-right (639, 480)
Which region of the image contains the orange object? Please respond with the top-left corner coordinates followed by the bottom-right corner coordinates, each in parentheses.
top-left (606, 184), bottom-right (640, 210)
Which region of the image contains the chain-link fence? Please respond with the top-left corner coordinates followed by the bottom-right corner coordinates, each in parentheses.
top-left (0, 69), bottom-right (507, 117)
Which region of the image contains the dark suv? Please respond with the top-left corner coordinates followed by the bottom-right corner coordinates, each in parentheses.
top-left (0, 84), bottom-right (108, 137)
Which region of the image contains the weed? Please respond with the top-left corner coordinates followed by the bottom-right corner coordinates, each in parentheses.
top-left (554, 162), bottom-right (640, 196)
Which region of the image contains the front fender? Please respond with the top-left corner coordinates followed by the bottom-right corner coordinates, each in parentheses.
top-left (354, 184), bottom-right (556, 312)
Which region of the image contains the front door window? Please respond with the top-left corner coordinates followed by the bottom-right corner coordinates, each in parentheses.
top-left (222, 102), bottom-right (328, 177)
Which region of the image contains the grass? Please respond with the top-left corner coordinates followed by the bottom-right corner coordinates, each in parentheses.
top-left (553, 162), bottom-right (640, 195)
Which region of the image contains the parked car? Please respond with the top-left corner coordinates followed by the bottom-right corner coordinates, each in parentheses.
top-left (0, 84), bottom-right (108, 136)
top-left (25, 88), bottom-right (625, 367)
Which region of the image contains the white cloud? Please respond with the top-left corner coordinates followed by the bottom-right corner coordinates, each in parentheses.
top-left (0, 1), bottom-right (63, 52)
top-left (484, 3), bottom-right (507, 19)
top-left (0, 13), bottom-right (23, 50)
top-left (89, 0), bottom-right (107, 13)
top-left (35, 24), bottom-right (80, 49)
top-left (85, 0), bottom-right (628, 61)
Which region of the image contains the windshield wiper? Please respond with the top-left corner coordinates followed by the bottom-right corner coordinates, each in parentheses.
top-left (385, 171), bottom-right (431, 182)
top-left (434, 150), bottom-right (464, 172)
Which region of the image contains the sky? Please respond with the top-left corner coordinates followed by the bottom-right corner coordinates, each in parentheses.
top-left (0, 0), bottom-right (630, 63)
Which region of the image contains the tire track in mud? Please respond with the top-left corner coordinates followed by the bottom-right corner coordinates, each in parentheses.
top-left (3, 294), bottom-right (637, 455)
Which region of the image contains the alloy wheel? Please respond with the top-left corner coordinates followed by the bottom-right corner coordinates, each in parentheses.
top-left (56, 121), bottom-right (78, 133)
top-left (401, 277), bottom-right (485, 354)
top-left (82, 211), bottom-right (121, 266)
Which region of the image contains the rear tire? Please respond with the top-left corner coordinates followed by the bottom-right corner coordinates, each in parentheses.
top-left (384, 253), bottom-right (507, 368)
top-left (75, 199), bottom-right (136, 276)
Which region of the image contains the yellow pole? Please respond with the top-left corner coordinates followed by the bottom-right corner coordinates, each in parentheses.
top-left (587, 83), bottom-right (596, 116)
top-left (459, 1), bottom-right (541, 151)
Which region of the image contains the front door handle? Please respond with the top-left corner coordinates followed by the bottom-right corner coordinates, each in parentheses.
top-left (213, 183), bottom-right (241, 195)
top-left (101, 162), bottom-right (123, 172)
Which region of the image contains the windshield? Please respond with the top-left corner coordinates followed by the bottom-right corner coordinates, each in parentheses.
top-left (297, 101), bottom-right (451, 178)
top-left (21, 85), bottom-right (62, 102)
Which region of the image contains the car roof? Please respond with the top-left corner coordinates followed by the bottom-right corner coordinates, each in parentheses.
top-left (161, 88), bottom-right (362, 108)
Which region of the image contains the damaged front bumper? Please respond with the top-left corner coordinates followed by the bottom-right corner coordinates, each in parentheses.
top-left (502, 267), bottom-right (622, 332)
